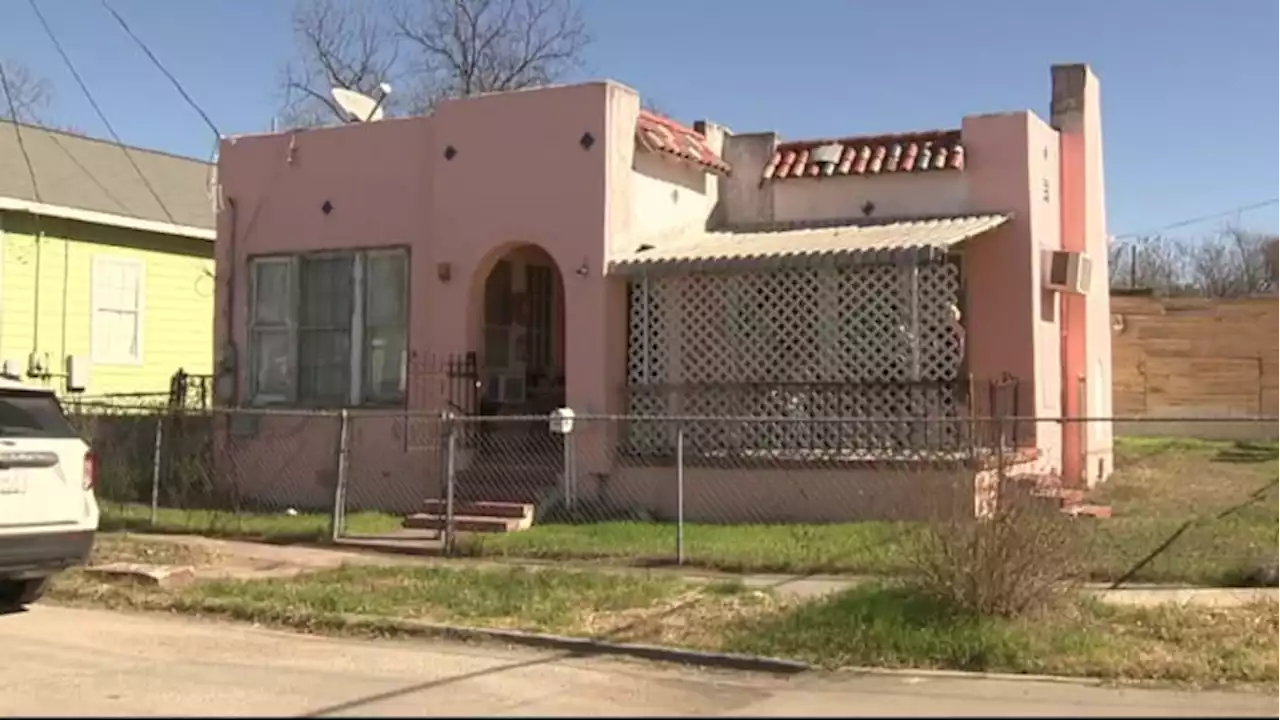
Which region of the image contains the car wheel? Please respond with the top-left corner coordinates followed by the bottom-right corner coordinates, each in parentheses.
top-left (0, 577), bottom-right (51, 609)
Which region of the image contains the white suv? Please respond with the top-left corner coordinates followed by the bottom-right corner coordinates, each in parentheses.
top-left (0, 378), bottom-right (98, 609)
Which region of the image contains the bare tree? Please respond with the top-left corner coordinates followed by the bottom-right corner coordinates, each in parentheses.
top-left (1110, 227), bottom-right (1278, 297)
top-left (1188, 228), bottom-right (1277, 297)
top-left (640, 98), bottom-right (671, 116)
top-left (279, 0), bottom-right (588, 127)
top-left (1109, 236), bottom-right (1189, 292)
top-left (0, 59), bottom-right (54, 123)
top-left (278, 0), bottom-right (403, 128)
top-left (393, 0), bottom-right (589, 111)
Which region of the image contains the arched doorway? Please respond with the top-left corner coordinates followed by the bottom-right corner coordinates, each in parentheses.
top-left (477, 244), bottom-right (566, 416)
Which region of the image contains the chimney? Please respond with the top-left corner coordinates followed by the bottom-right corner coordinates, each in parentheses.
top-left (714, 131), bottom-right (778, 227)
top-left (1050, 63), bottom-right (1114, 487)
top-left (1050, 63), bottom-right (1106, 255)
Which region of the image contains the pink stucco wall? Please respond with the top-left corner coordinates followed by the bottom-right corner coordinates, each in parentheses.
top-left (212, 64), bottom-right (1112, 514)
top-left (1053, 64), bottom-right (1114, 486)
top-left (216, 82), bottom-right (624, 415)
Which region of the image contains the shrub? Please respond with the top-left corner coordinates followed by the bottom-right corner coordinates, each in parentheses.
top-left (908, 488), bottom-right (1085, 618)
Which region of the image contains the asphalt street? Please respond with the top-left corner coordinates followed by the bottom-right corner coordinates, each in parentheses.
top-left (0, 605), bottom-right (1274, 717)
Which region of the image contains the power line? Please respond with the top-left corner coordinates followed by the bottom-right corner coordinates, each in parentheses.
top-left (98, 0), bottom-right (222, 139)
top-left (46, 131), bottom-right (135, 214)
top-left (26, 0), bottom-right (176, 223)
top-left (0, 65), bottom-right (43, 205)
top-left (1112, 198), bottom-right (1279, 240)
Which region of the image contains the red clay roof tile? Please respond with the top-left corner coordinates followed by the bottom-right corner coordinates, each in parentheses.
top-left (764, 130), bottom-right (964, 181)
top-left (635, 111), bottom-right (731, 176)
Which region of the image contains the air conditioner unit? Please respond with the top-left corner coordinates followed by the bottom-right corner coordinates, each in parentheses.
top-left (483, 373), bottom-right (527, 405)
top-left (1044, 250), bottom-right (1092, 294)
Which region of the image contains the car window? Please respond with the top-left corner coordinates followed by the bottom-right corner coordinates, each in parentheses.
top-left (0, 391), bottom-right (79, 438)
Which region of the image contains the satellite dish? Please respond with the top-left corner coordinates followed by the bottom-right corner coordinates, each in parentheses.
top-left (330, 85), bottom-right (391, 123)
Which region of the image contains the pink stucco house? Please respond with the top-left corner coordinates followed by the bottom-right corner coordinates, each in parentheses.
top-left (210, 63), bottom-right (1113, 522)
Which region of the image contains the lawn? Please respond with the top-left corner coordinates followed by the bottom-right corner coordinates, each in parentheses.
top-left (462, 437), bottom-right (1278, 586)
top-left (98, 503), bottom-right (403, 542)
top-left (49, 543), bottom-right (774, 646)
top-left (724, 583), bottom-right (1278, 688)
top-left (94, 436), bottom-right (1276, 586)
top-left (48, 536), bottom-right (1277, 688)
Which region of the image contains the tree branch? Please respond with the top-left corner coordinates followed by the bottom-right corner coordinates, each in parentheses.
top-left (0, 59), bottom-right (54, 123)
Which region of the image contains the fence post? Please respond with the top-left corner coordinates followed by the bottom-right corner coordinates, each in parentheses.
top-left (443, 415), bottom-right (458, 556)
top-left (994, 411), bottom-right (1007, 514)
top-left (329, 409), bottom-right (350, 543)
top-left (149, 414), bottom-right (165, 527)
top-left (565, 430), bottom-right (577, 510)
top-left (676, 423), bottom-right (685, 566)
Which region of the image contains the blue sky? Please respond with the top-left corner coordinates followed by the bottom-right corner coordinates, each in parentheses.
top-left (2, 0), bottom-right (1276, 237)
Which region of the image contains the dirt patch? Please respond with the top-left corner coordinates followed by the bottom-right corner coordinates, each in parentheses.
top-left (100, 533), bottom-right (421, 581)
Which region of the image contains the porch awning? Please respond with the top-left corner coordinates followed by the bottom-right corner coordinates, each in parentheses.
top-left (609, 213), bottom-right (1010, 275)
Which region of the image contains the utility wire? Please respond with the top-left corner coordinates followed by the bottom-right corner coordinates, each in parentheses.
top-left (1112, 198), bottom-right (1279, 240)
top-left (26, 0), bottom-right (176, 223)
top-left (98, 0), bottom-right (222, 139)
top-left (46, 130), bottom-right (134, 214)
top-left (0, 64), bottom-right (43, 205)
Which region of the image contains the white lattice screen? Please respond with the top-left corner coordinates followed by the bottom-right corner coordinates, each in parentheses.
top-left (625, 261), bottom-right (965, 455)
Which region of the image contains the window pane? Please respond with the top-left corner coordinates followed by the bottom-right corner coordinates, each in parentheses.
top-left (252, 329), bottom-right (293, 399)
top-left (0, 391), bottom-right (78, 438)
top-left (364, 326), bottom-right (406, 401)
top-left (299, 255), bottom-right (353, 328)
top-left (484, 261), bottom-right (513, 325)
top-left (298, 329), bottom-right (350, 405)
top-left (95, 260), bottom-right (141, 312)
top-left (365, 252), bottom-right (407, 326)
top-left (94, 309), bottom-right (139, 361)
top-left (253, 261), bottom-right (291, 325)
top-left (484, 325), bottom-right (511, 368)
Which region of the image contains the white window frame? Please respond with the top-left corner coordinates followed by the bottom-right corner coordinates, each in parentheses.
top-left (90, 255), bottom-right (145, 366)
top-left (248, 255), bottom-right (297, 405)
top-left (247, 248), bottom-right (408, 408)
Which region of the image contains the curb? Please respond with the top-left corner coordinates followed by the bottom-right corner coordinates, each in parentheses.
top-left (837, 665), bottom-right (1105, 686)
top-left (243, 610), bottom-right (1113, 685)
top-left (340, 614), bottom-right (813, 675)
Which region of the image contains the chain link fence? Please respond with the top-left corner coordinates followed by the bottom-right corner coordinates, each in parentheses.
top-left (427, 414), bottom-right (1276, 586)
top-left (69, 403), bottom-right (349, 540)
top-left (66, 400), bottom-right (1277, 586)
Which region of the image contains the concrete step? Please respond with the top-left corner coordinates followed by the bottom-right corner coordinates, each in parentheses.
top-left (1062, 503), bottom-right (1112, 519)
top-left (402, 512), bottom-right (533, 533)
top-left (420, 499), bottom-right (532, 519)
top-left (1031, 488), bottom-right (1086, 507)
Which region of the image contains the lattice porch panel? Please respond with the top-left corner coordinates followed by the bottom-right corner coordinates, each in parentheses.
top-left (626, 280), bottom-right (669, 387)
top-left (629, 263), bottom-right (962, 389)
top-left (625, 384), bottom-right (964, 457)
top-left (624, 260), bottom-right (966, 453)
top-left (621, 387), bottom-right (668, 455)
top-left (915, 262), bottom-right (963, 381)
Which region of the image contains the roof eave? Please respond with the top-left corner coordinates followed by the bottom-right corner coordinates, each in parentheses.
top-left (0, 197), bottom-right (214, 241)
top-left (610, 244), bottom-right (956, 276)
top-left (609, 214), bottom-right (1011, 277)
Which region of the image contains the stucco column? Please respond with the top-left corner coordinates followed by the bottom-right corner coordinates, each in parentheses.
top-left (1051, 63), bottom-right (1114, 487)
top-left (562, 270), bottom-right (629, 482)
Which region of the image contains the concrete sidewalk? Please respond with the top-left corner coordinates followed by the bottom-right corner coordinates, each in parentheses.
top-left (132, 533), bottom-right (1279, 607)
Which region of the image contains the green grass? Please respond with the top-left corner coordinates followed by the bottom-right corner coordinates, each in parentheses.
top-left (98, 504), bottom-right (403, 542)
top-left (49, 544), bottom-right (1277, 687)
top-left (50, 560), bottom-right (710, 638)
top-left (723, 582), bottom-right (1278, 687)
top-left (461, 520), bottom-right (922, 575)
top-left (92, 436), bottom-right (1275, 586)
top-left (186, 565), bottom-right (685, 632)
top-left (462, 437), bottom-right (1278, 586)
